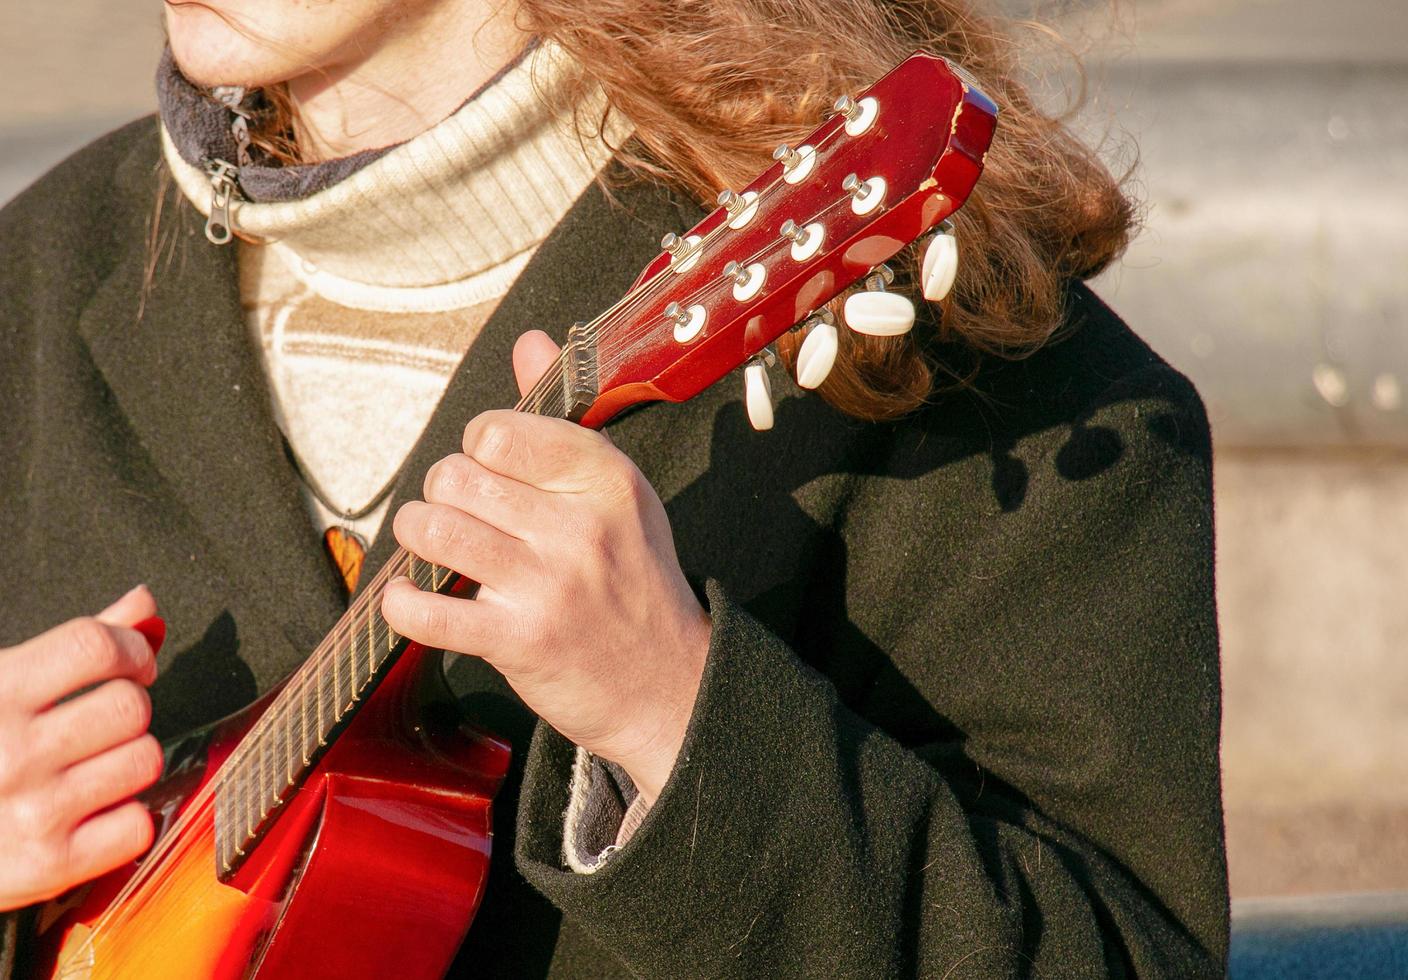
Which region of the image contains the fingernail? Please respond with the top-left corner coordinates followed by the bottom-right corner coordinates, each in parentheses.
top-left (133, 615), bottom-right (166, 658)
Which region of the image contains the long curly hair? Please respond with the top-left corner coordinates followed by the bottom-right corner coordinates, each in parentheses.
top-left (237, 0), bottom-right (1135, 420)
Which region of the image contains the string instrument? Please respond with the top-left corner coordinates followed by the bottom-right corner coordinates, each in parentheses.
top-left (28, 51), bottom-right (996, 978)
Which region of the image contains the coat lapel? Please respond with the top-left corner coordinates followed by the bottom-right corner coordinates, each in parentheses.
top-left (76, 127), bottom-right (707, 639)
top-left (77, 137), bottom-right (346, 648)
top-left (357, 174), bottom-right (707, 591)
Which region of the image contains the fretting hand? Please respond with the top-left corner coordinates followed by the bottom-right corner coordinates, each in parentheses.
top-left (382, 330), bottom-right (711, 804)
top-left (0, 586), bottom-right (165, 911)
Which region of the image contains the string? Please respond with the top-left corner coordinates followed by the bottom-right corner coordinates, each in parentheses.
top-left (66, 110), bottom-right (873, 971)
top-left (62, 373), bottom-right (569, 970)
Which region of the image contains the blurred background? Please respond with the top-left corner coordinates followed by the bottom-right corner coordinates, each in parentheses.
top-left (2, 0), bottom-right (1405, 963)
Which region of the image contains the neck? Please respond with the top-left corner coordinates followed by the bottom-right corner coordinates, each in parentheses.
top-left (214, 340), bottom-right (589, 878)
top-left (288, 3), bottom-right (530, 161)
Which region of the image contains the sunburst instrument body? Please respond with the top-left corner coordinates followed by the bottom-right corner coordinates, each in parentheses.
top-left (30, 635), bottom-right (509, 979)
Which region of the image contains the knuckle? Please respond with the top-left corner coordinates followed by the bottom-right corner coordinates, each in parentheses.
top-left (11, 791), bottom-right (61, 840)
top-left (107, 681), bottom-right (152, 737)
top-left (0, 736), bottom-right (25, 791)
top-left (32, 839), bottom-right (66, 884)
top-left (127, 736), bottom-right (164, 788)
top-left (422, 510), bottom-right (461, 550)
top-left (576, 513), bottom-right (612, 559)
top-left (475, 418), bottom-right (520, 467)
top-left (117, 805), bottom-right (156, 859)
top-left (70, 619), bottom-right (120, 675)
top-left (617, 463), bottom-right (651, 506)
top-left (416, 600), bottom-right (450, 640)
top-left (428, 455), bottom-right (473, 499)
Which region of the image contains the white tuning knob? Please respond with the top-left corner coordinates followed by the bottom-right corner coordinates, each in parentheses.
top-left (845, 292), bottom-right (915, 335)
top-left (795, 316), bottom-right (839, 389)
top-left (921, 222), bottom-right (959, 302)
top-left (843, 265), bottom-right (916, 336)
top-left (744, 359), bottom-right (774, 430)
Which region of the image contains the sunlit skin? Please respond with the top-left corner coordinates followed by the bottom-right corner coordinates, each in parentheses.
top-left (0, 0), bottom-right (711, 912)
top-left (164, 0), bottom-right (529, 160)
top-left (383, 332), bottom-right (712, 805)
top-left (0, 586), bottom-right (162, 910)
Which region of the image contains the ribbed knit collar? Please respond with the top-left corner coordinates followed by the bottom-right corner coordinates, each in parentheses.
top-left (160, 40), bottom-right (626, 290)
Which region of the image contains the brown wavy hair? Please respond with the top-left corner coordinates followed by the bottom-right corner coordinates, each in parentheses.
top-left (241, 1), bottom-right (1134, 421)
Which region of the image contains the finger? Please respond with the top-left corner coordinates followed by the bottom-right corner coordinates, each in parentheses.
top-left (62, 800), bottom-right (155, 891)
top-left (34, 679), bottom-right (152, 769)
top-left (422, 453), bottom-right (549, 541)
top-left (13, 620), bottom-right (159, 709)
top-left (513, 330), bottom-right (563, 399)
top-left (392, 501), bottom-right (530, 590)
top-left (56, 735), bottom-right (164, 827)
top-left (381, 576), bottom-right (504, 660)
top-left (95, 585), bottom-right (157, 628)
top-left (462, 410), bottom-right (614, 492)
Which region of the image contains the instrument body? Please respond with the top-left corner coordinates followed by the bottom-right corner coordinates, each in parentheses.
top-left (26, 50), bottom-right (995, 978)
top-left (28, 644), bottom-right (509, 979)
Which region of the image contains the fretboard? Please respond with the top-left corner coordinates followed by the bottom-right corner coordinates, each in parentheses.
top-left (213, 333), bottom-right (596, 880)
top-left (212, 551), bottom-right (459, 877)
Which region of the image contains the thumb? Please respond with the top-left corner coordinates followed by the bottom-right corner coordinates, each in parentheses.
top-left (512, 330), bottom-right (563, 399)
top-left (96, 584), bottom-right (158, 627)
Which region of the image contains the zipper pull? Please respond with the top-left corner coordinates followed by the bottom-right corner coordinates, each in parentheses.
top-left (205, 159), bottom-right (240, 245)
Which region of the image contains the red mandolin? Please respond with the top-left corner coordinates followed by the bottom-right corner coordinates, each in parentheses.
top-left (28, 51), bottom-right (996, 979)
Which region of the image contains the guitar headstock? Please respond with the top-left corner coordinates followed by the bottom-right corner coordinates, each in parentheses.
top-left (558, 51), bottom-right (998, 430)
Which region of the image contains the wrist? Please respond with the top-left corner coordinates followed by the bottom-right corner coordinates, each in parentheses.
top-left (616, 603), bottom-right (711, 804)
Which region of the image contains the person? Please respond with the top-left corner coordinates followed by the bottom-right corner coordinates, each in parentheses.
top-left (0, 0), bottom-right (1229, 975)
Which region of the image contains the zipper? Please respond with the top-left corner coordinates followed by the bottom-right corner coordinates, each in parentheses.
top-left (204, 158), bottom-right (240, 245)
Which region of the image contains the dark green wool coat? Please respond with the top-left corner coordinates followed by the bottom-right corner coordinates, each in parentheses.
top-left (0, 119), bottom-right (1228, 978)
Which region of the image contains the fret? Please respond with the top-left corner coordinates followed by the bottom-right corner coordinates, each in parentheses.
top-left (239, 757), bottom-right (253, 850)
top-left (349, 624), bottom-right (364, 698)
top-left (283, 702), bottom-right (294, 790)
top-left (367, 607), bottom-right (377, 678)
top-left (257, 737), bottom-right (269, 819)
top-left (340, 642), bottom-right (356, 708)
top-left (316, 648), bottom-right (326, 745)
top-left (332, 637), bottom-right (342, 719)
top-left (215, 793), bottom-right (229, 871)
top-left (299, 673), bottom-right (312, 765)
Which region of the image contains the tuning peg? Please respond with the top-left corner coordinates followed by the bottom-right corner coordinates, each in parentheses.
top-left (660, 231), bottom-right (703, 272)
top-left (723, 260), bottom-right (767, 301)
top-left (772, 142), bottom-right (818, 184)
top-left (841, 172), bottom-right (886, 215)
top-left (833, 94), bottom-right (879, 136)
top-left (843, 264), bottom-right (916, 336)
top-left (795, 312), bottom-right (839, 389)
top-left (717, 188), bottom-right (760, 229)
top-left (744, 355), bottom-right (775, 430)
top-left (780, 219), bottom-right (825, 262)
top-left (664, 301), bottom-right (707, 344)
top-left (920, 220), bottom-right (958, 302)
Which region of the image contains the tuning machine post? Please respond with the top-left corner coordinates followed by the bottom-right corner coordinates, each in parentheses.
top-left (832, 94), bottom-right (879, 136)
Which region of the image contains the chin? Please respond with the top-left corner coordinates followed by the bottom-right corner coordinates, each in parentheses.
top-left (164, 0), bottom-right (308, 88)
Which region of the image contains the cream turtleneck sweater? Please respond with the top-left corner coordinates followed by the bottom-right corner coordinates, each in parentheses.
top-left (162, 42), bottom-right (626, 553)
